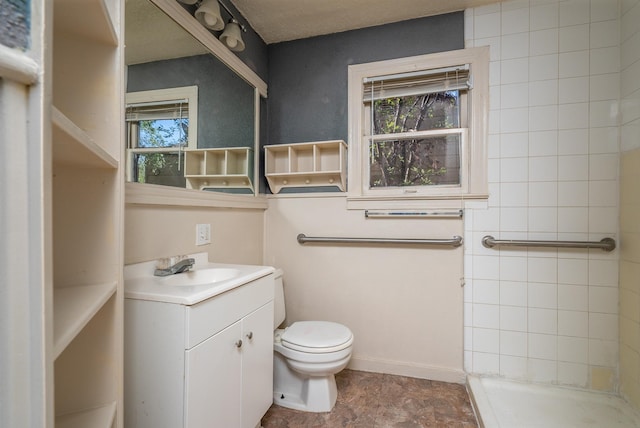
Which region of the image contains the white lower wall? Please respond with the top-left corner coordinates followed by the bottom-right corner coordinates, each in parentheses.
top-left (265, 195), bottom-right (466, 383)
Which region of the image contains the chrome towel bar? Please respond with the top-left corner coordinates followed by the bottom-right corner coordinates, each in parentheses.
top-left (297, 234), bottom-right (463, 247)
top-left (482, 235), bottom-right (616, 252)
top-left (364, 209), bottom-right (463, 218)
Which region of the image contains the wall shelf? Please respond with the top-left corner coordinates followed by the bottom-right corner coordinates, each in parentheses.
top-left (53, 282), bottom-right (117, 359)
top-left (184, 147), bottom-right (253, 190)
top-left (52, 107), bottom-right (118, 169)
top-left (56, 401), bottom-right (117, 428)
top-left (265, 140), bottom-right (347, 193)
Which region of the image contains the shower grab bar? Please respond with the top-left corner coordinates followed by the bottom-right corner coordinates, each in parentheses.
top-left (364, 209), bottom-right (463, 218)
top-left (297, 233), bottom-right (463, 247)
top-left (482, 235), bottom-right (616, 252)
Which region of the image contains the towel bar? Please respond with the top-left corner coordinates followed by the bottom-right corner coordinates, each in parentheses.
top-left (297, 234), bottom-right (463, 247)
top-left (481, 235), bottom-right (616, 252)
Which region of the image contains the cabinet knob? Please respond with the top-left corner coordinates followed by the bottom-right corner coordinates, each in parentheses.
top-left (282, 179), bottom-right (288, 185)
top-left (246, 331), bottom-right (253, 340)
top-left (235, 339), bottom-right (243, 348)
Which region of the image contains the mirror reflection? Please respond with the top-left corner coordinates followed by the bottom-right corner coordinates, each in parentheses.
top-left (125, 0), bottom-right (256, 194)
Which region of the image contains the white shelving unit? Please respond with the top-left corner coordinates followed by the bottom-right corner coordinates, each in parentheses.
top-left (50, 0), bottom-right (124, 426)
top-left (264, 140), bottom-right (347, 193)
top-left (184, 147), bottom-right (253, 191)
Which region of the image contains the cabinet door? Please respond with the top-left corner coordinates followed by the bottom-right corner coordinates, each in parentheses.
top-left (185, 321), bottom-right (242, 428)
top-left (241, 302), bottom-right (274, 428)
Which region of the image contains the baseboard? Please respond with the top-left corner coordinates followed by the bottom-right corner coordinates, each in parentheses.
top-left (347, 356), bottom-right (465, 384)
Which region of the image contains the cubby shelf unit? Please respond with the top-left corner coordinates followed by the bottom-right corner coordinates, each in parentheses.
top-left (184, 147), bottom-right (253, 191)
top-left (264, 140), bottom-right (347, 193)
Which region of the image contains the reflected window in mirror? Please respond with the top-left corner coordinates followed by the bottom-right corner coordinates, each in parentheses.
top-left (126, 86), bottom-right (198, 187)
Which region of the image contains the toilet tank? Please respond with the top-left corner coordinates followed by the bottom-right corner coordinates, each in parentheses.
top-left (273, 269), bottom-right (286, 329)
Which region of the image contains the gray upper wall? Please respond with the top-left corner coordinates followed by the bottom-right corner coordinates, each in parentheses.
top-left (266, 12), bottom-right (465, 147)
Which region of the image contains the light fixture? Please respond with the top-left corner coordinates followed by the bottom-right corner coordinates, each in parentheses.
top-left (219, 19), bottom-right (245, 52)
top-left (194, 0), bottom-right (225, 31)
top-left (176, 0), bottom-right (199, 4)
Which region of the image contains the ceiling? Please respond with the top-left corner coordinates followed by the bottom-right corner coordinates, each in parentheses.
top-left (230, 0), bottom-right (501, 44)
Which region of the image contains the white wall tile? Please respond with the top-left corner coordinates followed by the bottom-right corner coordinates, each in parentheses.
top-left (559, 51), bottom-right (589, 78)
top-left (558, 207), bottom-right (589, 233)
top-left (558, 155), bottom-right (589, 181)
top-left (589, 153), bottom-right (619, 180)
top-left (590, 73), bottom-right (621, 101)
top-left (530, 3), bottom-right (559, 31)
top-left (529, 257), bottom-right (558, 283)
top-left (557, 362), bottom-right (588, 386)
top-left (589, 338), bottom-right (618, 366)
top-left (530, 29), bottom-right (559, 56)
top-left (528, 207), bottom-right (558, 232)
top-left (530, 105), bottom-right (559, 131)
top-left (530, 54), bottom-right (559, 81)
top-left (501, 183), bottom-right (529, 206)
top-left (474, 327), bottom-right (500, 353)
top-left (502, 58), bottom-right (530, 84)
top-left (500, 256), bottom-right (528, 281)
top-left (589, 127), bottom-right (619, 154)
top-left (590, 47), bottom-right (621, 75)
top-left (559, 0), bottom-right (590, 27)
top-left (589, 286), bottom-right (618, 314)
top-left (502, 83), bottom-right (529, 108)
top-left (559, 77), bottom-right (589, 104)
top-left (529, 333), bottom-right (558, 359)
top-left (501, 132), bottom-right (529, 157)
top-left (502, 6), bottom-right (530, 35)
top-left (529, 80), bottom-right (559, 106)
top-left (529, 131), bottom-right (559, 156)
top-left (558, 258), bottom-right (589, 284)
top-left (589, 180), bottom-right (618, 207)
top-left (589, 206), bottom-right (618, 233)
top-left (558, 181), bottom-right (589, 206)
top-left (559, 24), bottom-right (590, 52)
top-left (529, 156), bottom-right (558, 181)
top-left (474, 303), bottom-right (501, 328)
top-left (558, 336), bottom-right (589, 363)
top-left (501, 108), bottom-right (529, 133)
top-left (500, 281), bottom-right (528, 306)
top-left (502, 33), bottom-right (530, 59)
top-left (501, 157), bottom-right (529, 182)
top-left (474, 279), bottom-right (501, 304)
top-left (529, 308), bottom-right (558, 334)
top-left (475, 12), bottom-right (502, 39)
top-left (474, 207), bottom-right (501, 231)
top-left (500, 355), bottom-right (528, 378)
top-left (591, 0), bottom-right (619, 22)
top-left (558, 129), bottom-right (589, 155)
top-left (501, 330), bottom-right (528, 356)
top-left (501, 305), bottom-right (528, 331)
top-left (528, 182), bottom-right (558, 206)
top-left (558, 284), bottom-right (589, 311)
top-left (474, 255), bottom-right (501, 280)
top-left (590, 20), bottom-right (620, 49)
top-left (529, 282), bottom-right (558, 308)
top-left (528, 358), bottom-right (558, 383)
top-left (558, 103), bottom-right (589, 129)
top-left (590, 100), bottom-right (620, 128)
top-left (473, 351), bottom-right (500, 374)
top-left (558, 310), bottom-right (589, 337)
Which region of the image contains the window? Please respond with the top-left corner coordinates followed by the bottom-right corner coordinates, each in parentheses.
top-left (347, 48), bottom-right (489, 208)
top-left (126, 86), bottom-right (198, 188)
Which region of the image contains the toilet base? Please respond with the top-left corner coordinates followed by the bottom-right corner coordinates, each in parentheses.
top-left (273, 352), bottom-right (338, 412)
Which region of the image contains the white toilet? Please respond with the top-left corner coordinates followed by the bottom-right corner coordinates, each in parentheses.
top-left (272, 269), bottom-right (354, 412)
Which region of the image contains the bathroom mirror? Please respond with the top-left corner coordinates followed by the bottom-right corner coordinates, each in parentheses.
top-left (125, 0), bottom-right (261, 196)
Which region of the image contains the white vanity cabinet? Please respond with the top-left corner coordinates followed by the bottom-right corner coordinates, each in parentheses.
top-left (124, 274), bottom-right (274, 428)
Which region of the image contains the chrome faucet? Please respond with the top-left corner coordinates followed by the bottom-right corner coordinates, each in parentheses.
top-left (154, 258), bottom-right (196, 277)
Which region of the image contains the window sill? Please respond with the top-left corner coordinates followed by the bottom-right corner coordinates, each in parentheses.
top-left (125, 182), bottom-right (268, 210)
top-left (346, 193), bottom-right (488, 210)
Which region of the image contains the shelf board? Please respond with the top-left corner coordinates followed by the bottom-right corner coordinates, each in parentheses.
top-left (53, 282), bottom-right (117, 360)
top-left (52, 107), bottom-right (118, 169)
top-left (56, 401), bottom-right (117, 428)
top-left (54, 0), bottom-right (118, 46)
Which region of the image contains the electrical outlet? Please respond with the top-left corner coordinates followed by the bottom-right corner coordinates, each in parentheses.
top-left (196, 223), bottom-right (211, 246)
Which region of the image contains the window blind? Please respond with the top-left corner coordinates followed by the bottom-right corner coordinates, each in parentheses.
top-left (125, 100), bottom-right (189, 121)
top-left (363, 65), bottom-right (471, 100)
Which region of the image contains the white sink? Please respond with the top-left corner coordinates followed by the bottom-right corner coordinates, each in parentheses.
top-left (157, 268), bottom-right (241, 287)
top-left (124, 252), bottom-right (275, 305)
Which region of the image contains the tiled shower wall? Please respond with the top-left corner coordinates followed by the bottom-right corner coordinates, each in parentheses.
top-left (464, 0), bottom-right (621, 391)
top-left (619, 0), bottom-right (640, 408)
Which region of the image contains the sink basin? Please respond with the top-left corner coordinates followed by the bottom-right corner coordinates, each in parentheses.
top-left (157, 268), bottom-right (241, 287)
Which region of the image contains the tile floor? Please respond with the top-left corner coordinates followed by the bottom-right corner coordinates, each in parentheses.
top-left (261, 369), bottom-right (478, 427)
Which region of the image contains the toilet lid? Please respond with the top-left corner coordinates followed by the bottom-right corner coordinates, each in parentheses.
top-left (281, 321), bottom-right (353, 353)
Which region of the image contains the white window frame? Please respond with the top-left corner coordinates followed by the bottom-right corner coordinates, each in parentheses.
top-left (347, 47), bottom-right (489, 209)
top-left (125, 85), bottom-right (198, 182)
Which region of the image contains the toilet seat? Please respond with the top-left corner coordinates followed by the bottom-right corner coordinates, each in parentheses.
top-left (281, 321), bottom-right (353, 354)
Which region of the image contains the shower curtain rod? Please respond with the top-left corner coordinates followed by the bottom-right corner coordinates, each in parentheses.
top-left (297, 234), bottom-right (463, 247)
top-left (482, 235), bottom-right (616, 252)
